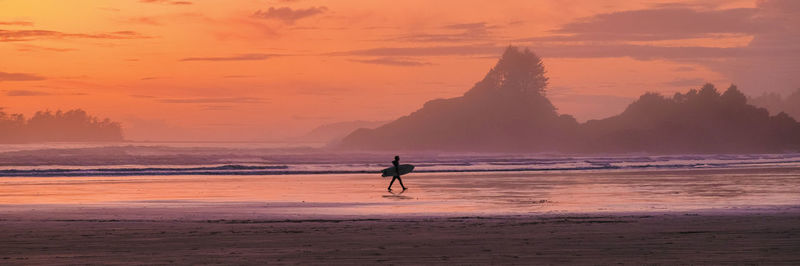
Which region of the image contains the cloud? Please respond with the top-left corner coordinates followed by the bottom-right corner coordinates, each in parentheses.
top-left (648, 1), bottom-right (735, 9)
top-left (532, 44), bottom-right (749, 59)
top-left (293, 86), bottom-right (351, 96)
top-left (4, 90), bottom-right (51, 96)
top-left (180, 53), bottom-right (281, 61)
top-left (157, 97), bottom-right (266, 104)
top-left (0, 71), bottom-right (46, 81)
top-left (0, 29), bottom-right (149, 42)
top-left (341, 2), bottom-right (793, 61)
top-left (514, 1), bottom-right (799, 61)
top-left (201, 105), bottom-right (234, 110)
top-left (350, 57), bottom-right (433, 66)
top-left (98, 7), bottom-right (121, 12)
top-left (444, 22), bottom-right (489, 31)
top-left (128, 17), bottom-right (162, 26)
top-left (333, 44), bottom-right (503, 57)
top-left (252, 6), bottom-right (327, 24)
top-left (534, 7), bottom-right (760, 42)
top-left (3, 89), bottom-right (87, 96)
top-left (333, 42), bottom-right (785, 62)
top-left (392, 22), bottom-right (494, 43)
top-left (661, 78), bottom-right (708, 87)
top-left (511, 0), bottom-right (800, 94)
top-left (0, 21), bottom-right (33, 26)
top-left (15, 44), bottom-right (75, 52)
top-left (139, 0), bottom-right (192, 5)
top-left (293, 115), bottom-right (333, 120)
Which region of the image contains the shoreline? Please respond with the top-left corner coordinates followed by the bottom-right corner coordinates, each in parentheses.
top-left (2, 167), bottom-right (799, 263)
top-left (1, 201), bottom-right (799, 221)
top-left (2, 166), bottom-right (799, 215)
top-left (2, 162), bottom-right (800, 179)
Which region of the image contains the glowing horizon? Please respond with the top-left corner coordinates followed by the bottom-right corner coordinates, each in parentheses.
top-left (2, 0), bottom-right (797, 141)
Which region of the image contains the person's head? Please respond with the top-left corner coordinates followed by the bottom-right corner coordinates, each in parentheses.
top-left (394, 155), bottom-right (399, 161)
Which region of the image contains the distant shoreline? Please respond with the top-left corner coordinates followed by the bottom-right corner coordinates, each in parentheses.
top-left (1, 159), bottom-right (799, 177)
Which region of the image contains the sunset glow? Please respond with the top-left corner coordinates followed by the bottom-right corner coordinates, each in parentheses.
top-left (2, 0), bottom-right (796, 141)
top-left (2, 2), bottom-right (800, 264)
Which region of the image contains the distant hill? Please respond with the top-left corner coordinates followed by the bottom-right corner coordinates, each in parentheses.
top-left (749, 88), bottom-right (800, 120)
top-left (581, 84), bottom-right (800, 153)
top-left (340, 46), bottom-right (800, 153)
top-left (301, 120), bottom-right (387, 143)
top-left (0, 109), bottom-right (123, 143)
top-left (340, 46), bottom-right (579, 151)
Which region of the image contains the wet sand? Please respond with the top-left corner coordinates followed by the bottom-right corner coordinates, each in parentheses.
top-left (1, 167), bottom-right (800, 264)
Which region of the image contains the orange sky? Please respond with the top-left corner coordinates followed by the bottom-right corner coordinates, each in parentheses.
top-left (2, 0), bottom-right (797, 141)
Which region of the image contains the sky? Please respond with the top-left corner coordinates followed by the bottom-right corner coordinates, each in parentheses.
top-left (1, 0), bottom-right (798, 141)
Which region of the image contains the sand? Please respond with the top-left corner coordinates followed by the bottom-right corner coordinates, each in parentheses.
top-left (1, 212), bottom-right (798, 264)
top-left (1, 167), bottom-right (800, 264)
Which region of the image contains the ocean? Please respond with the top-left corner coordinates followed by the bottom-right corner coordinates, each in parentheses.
top-left (1, 142), bottom-right (799, 177)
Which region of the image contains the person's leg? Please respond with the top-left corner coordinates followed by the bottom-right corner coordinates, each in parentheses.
top-left (398, 176), bottom-right (407, 189)
top-left (388, 176), bottom-right (397, 190)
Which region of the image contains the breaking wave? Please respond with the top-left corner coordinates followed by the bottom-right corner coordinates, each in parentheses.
top-left (2, 153), bottom-right (799, 177)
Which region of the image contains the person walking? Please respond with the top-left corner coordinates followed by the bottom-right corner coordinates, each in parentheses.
top-left (388, 155), bottom-right (407, 191)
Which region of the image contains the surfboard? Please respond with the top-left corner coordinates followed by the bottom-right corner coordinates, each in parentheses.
top-left (381, 164), bottom-right (414, 177)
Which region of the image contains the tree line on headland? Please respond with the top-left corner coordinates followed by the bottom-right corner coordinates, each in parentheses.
top-left (340, 46), bottom-right (800, 153)
top-left (0, 108), bottom-right (123, 143)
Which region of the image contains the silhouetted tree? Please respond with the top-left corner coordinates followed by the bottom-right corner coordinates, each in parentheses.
top-left (750, 88), bottom-right (800, 121)
top-left (0, 108), bottom-right (26, 142)
top-left (0, 108), bottom-right (123, 143)
top-left (466, 46), bottom-right (549, 97)
top-left (583, 84), bottom-right (800, 153)
top-left (721, 85), bottom-right (747, 106)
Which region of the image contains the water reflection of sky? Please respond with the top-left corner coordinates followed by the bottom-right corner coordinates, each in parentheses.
top-left (1, 167), bottom-right (798, 216)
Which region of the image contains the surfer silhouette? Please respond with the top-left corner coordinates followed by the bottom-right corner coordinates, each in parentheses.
top-left (388, 155), bottom-right (407, 191)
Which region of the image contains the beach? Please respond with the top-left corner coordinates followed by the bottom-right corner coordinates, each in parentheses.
top-left (1, 167), bottom-right (799, 264)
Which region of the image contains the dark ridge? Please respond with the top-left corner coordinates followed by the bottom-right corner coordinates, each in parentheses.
top-left (339, 46), bottom-right (800, 153)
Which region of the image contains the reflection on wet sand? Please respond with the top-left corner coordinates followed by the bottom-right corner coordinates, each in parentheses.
top-left (1, 166), bottom-right (799, 216)
top-left (382, 189), bottom-right (413, 200)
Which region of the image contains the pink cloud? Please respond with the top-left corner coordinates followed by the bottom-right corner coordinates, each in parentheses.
top-left (179, 53), bottom-right (283, 62)
top-left (0, 21), bottom-right (33, 26)
top-left (252, 6), bottom-right (327, 24)
top-left (0, 29), bottom-right (149, 42)
top-left (0, 71), bottom-right (46, 81)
